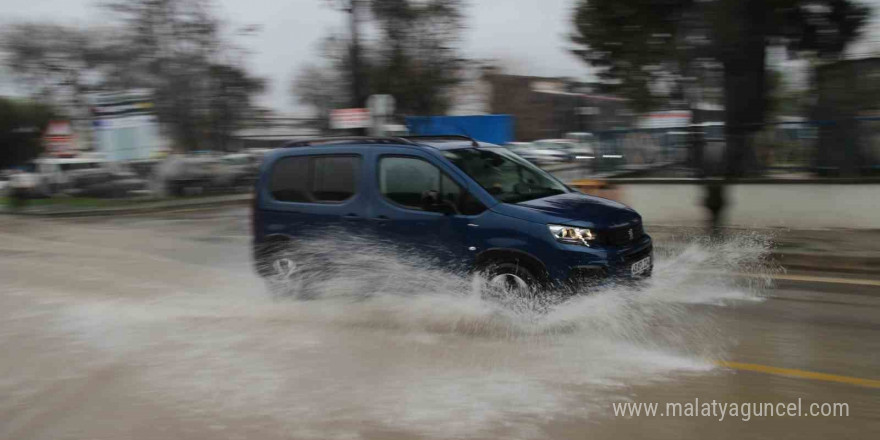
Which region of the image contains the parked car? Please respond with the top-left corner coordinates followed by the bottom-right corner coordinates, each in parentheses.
top-left (252, 135), bottom-right (652, 297)
top-left (219, 153), bottom-right (260, 188)
top-left (563, 133), bottom-right (600, 161)
top-left (3, 168), bottom-right (43, 203)
top-left (28, 156), bottom-right (148, 198)
top-left (534, 138), bottom-right (597, 163)
top-left (510, 141), bottom-right (571, 165)
top-left (155, 155), bottom-right (213, 196)
top-left (0, 170), bottom-right (9, 195)
top-left (33, 156), bottom-right (106, 194)
top-left (157, 152), bottom-right (263, 196)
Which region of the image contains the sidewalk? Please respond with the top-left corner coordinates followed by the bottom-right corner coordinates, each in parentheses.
top-left (3, 193), bottom-right (877, 274)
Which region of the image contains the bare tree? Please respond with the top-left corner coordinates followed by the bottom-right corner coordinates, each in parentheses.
top-left (1, 23), bottom-right (114, 117)
top-left (104, 0), bottom-right (265, 151)
top-left (292, 64), bottom-right (348, 130)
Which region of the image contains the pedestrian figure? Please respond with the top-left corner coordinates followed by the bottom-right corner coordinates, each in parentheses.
top-left (704, 180), bottom-right (726, 238)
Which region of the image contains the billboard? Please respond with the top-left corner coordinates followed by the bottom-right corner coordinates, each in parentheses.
top-left (330, 108), bottom-right (371, 130)
top-left (90, 89), bottom-right (165, 161)
top-left (637, 111), bottom-right (692, 129)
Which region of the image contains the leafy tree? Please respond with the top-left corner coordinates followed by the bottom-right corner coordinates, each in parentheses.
top-left (571, 0), bottom-right (871, 175)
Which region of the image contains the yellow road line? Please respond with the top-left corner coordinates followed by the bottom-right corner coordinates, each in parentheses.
top-left (716, 361), bottom-right (880, 389)
top-left (732, 272), bottom-right (880, 287)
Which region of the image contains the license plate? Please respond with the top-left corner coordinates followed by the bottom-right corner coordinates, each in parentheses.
top-left (631, 256), bottom-right (651, 276)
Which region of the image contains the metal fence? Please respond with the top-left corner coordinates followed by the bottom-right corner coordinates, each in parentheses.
top-left (587, 117), bottom-right (880, 177)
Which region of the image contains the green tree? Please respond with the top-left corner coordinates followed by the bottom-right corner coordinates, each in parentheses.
top-left (571, 0), bottom-right (871, 176)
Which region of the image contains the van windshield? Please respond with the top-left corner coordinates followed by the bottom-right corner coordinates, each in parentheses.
top-left (442, 148), bottom-right (569, 204)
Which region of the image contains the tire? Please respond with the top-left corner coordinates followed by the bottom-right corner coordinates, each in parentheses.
top-left (259, 245), bottom-right (305, 297)
top-left (481, 261), bottom-right (539, 301)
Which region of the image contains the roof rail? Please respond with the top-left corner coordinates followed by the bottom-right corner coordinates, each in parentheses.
top-left (284, 136), bottom-right (416, 147)
top-left (402, 135), bottom-right (479, 147)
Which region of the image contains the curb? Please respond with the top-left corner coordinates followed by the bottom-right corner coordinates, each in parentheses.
top-left (1, 194), bottom-right (252, 218)
top-left (771, 251), bottom-right (880, 275)
top-left (605, 177), bottom-right (880, 185)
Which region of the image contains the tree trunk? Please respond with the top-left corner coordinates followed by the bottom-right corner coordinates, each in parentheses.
top-left (720, 0), bottom-right (767, 177)
top-left (349, 0), bottom-right (366, 109)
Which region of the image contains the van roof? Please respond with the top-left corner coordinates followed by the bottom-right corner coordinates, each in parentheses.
top-left (280, 135), bottom-right (496, 151)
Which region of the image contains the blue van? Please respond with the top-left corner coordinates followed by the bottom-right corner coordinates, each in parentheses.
top-left (252, 136), bottom-right (651, 294)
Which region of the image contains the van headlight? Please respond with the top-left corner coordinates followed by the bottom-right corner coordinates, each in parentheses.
top-left (548, 224), bottom-right (597, 246)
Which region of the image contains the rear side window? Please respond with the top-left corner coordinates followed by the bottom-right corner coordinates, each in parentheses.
top-left (270, 157), bottom-right (309, 202)
top-left (269, 155), bottom-right (359, 203)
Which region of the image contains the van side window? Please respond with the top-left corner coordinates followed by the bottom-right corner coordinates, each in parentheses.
top-left (379, 156), bottom-right (485, 214)
top-left (270, 155), bottom-right (359, 203)
top-left (459, 191), bottom-right (487, 215)
top-left (312, 156), bottom-right (358, 202)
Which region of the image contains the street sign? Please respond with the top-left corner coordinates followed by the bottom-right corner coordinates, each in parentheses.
top-left (367, 94), bottom-right (395, 117)
top-left (43, 120), bottom-right (76, 157)
top-left (89, 89), bottom-right (163, 161)
top-left (330, 108), bottom-right (371, 130)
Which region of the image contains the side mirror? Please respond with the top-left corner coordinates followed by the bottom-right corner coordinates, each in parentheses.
top-left (421, 190), bottom-right (457, 214)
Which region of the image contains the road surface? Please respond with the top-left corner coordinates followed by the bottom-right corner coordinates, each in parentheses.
top-left (2, 207), bottom-right (878, 439)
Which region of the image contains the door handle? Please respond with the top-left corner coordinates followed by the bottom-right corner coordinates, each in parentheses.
top-left (342, 213), bottom-right (362, 220)
top-left (370, 215), bottom-right (391, 222)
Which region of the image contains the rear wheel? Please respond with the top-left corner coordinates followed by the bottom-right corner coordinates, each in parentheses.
top-left (260, 245), bottom-right (305, 297)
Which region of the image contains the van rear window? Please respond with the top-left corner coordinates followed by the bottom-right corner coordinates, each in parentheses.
top-left (269, 155), bottom-right (359, 203)
top-left (269, 157), bottom-right (309, 202)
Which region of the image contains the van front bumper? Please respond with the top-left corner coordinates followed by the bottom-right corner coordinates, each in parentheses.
top-left (559, 235), bottom-right (653, 285)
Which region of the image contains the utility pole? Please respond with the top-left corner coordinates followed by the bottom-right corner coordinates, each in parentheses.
top-left (325, 0), bottom-right (368, 110)
top-left (347, 0), bottom-right (366, 110)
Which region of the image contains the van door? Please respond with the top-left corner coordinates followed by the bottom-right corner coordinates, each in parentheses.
top-left (369, 152), bottom-right (479, 270)
top-left (259, 151), bottom-right (368, 244)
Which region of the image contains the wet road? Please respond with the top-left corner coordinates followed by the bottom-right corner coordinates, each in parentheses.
top-left (1, 207), bottom-right (878, 439)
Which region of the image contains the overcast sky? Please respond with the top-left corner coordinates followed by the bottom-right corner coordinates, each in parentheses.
top-left (1, 0), bottom-right (878, 115)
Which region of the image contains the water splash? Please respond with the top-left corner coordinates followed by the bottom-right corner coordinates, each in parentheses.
top-left (40, 231), bottom-right (777, 439)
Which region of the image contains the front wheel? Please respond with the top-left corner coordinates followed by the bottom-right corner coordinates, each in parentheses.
top-left (480, 262), bottom-right (539, 302)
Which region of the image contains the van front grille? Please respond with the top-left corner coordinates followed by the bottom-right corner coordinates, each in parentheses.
top-left (605, 223), bottom-right (644, 246)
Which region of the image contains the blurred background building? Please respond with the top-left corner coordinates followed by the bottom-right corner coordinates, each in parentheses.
top-left (484, 73), bottom-right (634, 140)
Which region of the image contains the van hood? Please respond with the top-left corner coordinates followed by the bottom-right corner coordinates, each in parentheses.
top-left (490, 192), bottom-right (640, 228)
